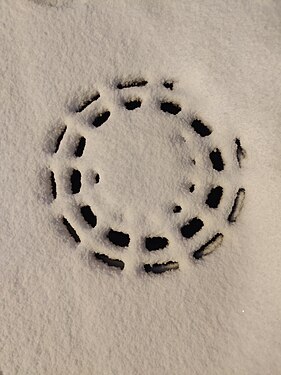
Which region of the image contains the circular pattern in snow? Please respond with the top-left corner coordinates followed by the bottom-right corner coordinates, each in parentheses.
top-left (48, 78), bottom-right (246, 274)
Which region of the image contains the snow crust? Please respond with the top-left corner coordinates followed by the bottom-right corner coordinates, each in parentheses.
top-left (1, 0), bottom-right (281, 373)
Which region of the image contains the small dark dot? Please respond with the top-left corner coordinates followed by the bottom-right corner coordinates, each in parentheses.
top-left (92, 111), bottom-right (110, 127)
top-left (70, 169), bottom-right (81, 194)
top-left (163, 81), bottom-right (174, 90)
top-left (160, 101), bottom-right (181, 115)
top-left (189, 184), bottom-right (195, 193)
top-left (80, 205), bottom-right (97, 228)
top-left (74, 137), bottom-right (86, 157)
top-left (210, 148), bottom-right (224, 171)
top-left (94, 253), bottom-right (124, 270)
top-left (206, 186), bottom-right (223, 209)
top-left (181, 217), bottom-right (204, 239)
top-left (145, 237), bottom-right (169, 251)
top-left (62, 217), bottom-right (80, 243)
top-left (190, 119), bottom-right (212, 137)
top-left (173, 205), bottom-right (182, 213)
top-left (107, 229), bottom-right (130, 247)
top-left (124, 99), bottom-right (142, 110)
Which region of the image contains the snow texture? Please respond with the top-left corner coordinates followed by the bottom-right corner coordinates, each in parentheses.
top-left (1, 0), bottom-right (281, 373)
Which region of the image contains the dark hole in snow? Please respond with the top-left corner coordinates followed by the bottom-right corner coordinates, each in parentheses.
top-left (117, 79), bottom-right (148, 89)
top-left (80, 205), bottom-right (97, 228)
top-left (228, 188), bottom-right (245, 223)
top-left (181, 217), bottom-right (204, 238)
top-left (94, 252), bottom-right (125, 270)
top-left (190, 119), bottom-right (212, 137)
top-left (209, 148), bottom-right (224, 171)
top-left (74, 137), bottom-right (86, 157)
top-left (145, 237), bottom-right (169, 251)
top-left (92, 111), bottom-right (110, 127)
top-left (107, 229), bottom-right (130, 247)
top-left (163, 81), bottom-right (174, 90)
top-left (235, 138), bottom-right (246, 167)
top-left (54, 126), bottom-right (66, 153)
top-left (173, 205), bottom-right (182, 213)
top-left (70, 169), bottom-right (81, 194)
top-left (193, 233), bottom-right (223, 259)
top-left (50, 171), bottom-right (57, 199)
top-left (76, 93), bottom-right (100, 112)
top-left (189, 184), bottom-right (195, 193)
top-left (124, 99), bottom-right (142, 110)
top-left (160, 101), bottom-right (181, 115)
top-left (95, 173), bottom-right (100, 183)
top-left (62, 217), bottom-right (80, 243)
top-left (144, 261), bottom-right (179, 274)
top-left (206, 186), bottom-right (223, 208)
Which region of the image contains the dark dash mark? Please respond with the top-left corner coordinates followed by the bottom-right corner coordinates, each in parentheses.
top-left (206, 186), bottom-right (223, 208)
top-left (228, 188), bottom-right (245, 223)
top-left (210, 148), bottom-right (224, 171)
top-left (50, 171), bottom-right (57, 199)
top-left (144, 261), bottom-right (179, 274)
top-left (117, 79), bottom-right (148, 89)
top-left (189, 184), bottom-right (195, 193)
top-left (94, 252), bottom-right (124, 270)
top-left (190, 119), bottom-right (212, 137)
top-left (181, 217), bottom-right (204, 239)
top-left (163, 81), bottom-right (174, 90)
top-left (71, 169), bottom-right (81, 194)
top-left (80, 205), bottom-right (97, 228)
top-left (62, 217), bottom-right (80, 243)
top-left (95, 173), bottom-right (100, 183)
top-left (76, 93), bottom-right (100, 113)
top-left (92, 111), bottom-right (110, 127)
top-left (193, 233), bottom-right (223, 259)
top-left (145, 237), bottom-right (169, 251)
top-left (235, 138), bottom-right (246, 167)
top-left (74, 137), bottom-right (86, 157)
top-left (107, 229), bottom-right (130, 247)
top-left (54, 126), bottom-right (66, 153)
top-left (173, 205), bottom-right (182, 213)
top-left (160, 101), bottom-right (181, 115)
top-left (124, 99), bottom-right (142, 110)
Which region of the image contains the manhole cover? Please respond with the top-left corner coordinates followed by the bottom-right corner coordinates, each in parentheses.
top-left (48, 78), bottom-right (246, 274)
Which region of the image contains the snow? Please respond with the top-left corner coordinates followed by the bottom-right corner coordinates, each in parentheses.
top-left (1, 0), bottom-right (281, 373)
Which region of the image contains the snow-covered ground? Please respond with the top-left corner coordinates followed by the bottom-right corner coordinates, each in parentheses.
top-left (1, 1), bottom-right (281, 373)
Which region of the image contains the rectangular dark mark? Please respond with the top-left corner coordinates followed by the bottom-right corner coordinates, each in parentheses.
top-left (94, 252), bottom-right (125, 270)
top-left (117, 79), bottom-right (148, 89)
top-left (193, 233), bottom-right (223, 259)
top-left (70, 169), bottom-right (81, 194)
top-left (190, 119), bottom-right (212, 137)
top-left (54, 126), bottom-right (67, 153)
top-left (206, 186), bottom-right (223, 208)
top-left (92, 111), bottom-right (110, 127)
top-left (50, 171), bottom-right (57, 199)
top-left (144, 261), bottom-right (179, 274)
top-left (228, 188), bottom-right (245, 223)
top-left (62, 217), bottom-right (81, 243)
top-left (76, 93), bottom-right (100, 113)
top-left (235, 138), bottom-right (246, 168)
top-left (74, 137), bottom-right (86, 157)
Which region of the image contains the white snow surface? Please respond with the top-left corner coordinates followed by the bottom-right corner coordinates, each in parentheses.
top-left (1, 0), bottom-right (281, 374)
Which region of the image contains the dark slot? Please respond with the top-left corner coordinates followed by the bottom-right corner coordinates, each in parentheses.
top-left (235, 138), bottom-right (246, 167)
top-left (74, 137), bottom-right (86, 157)
top-left (189, 184), bottom-right (195, 193)
top-left (209, 148), bottom-right (224, 171)
top-left (144, 261), bottom-right (179, 274)
top-left (173, 205), bottom-right (182, 213)
top-left (206, 186), bottom-right (223, 208)
top-left (160, 101), bottom-right (181, 115)
top-left (80, 205), bottom-right (97, 228)
top-left (92, 111), bottom-right (110, 127)
top-left (54, 126), bottom-right (66, 153)
top-left (50, 171), bottom-right (57, 199)
top-left (124, 99), bottom-right (142, 110)
top-left (145, 237), bottom-right (169, 251)
top-left (107, 229), bottom-right (130, 247)
top-left (190, 119), bottom-right (212, 137)
top-left (228, 188), bottom-right (245, 223)
top-left (76, 93), bottom-right (100, 113)
top-left (181, 217), bottom-right (204, 239)
top-left (71, 169), bottom-right (81, 194)
top-left (94, 253), bottom-right (124, 270)
top-left (193, 233), bottom-right (223, 259)
top-left (95, 173), bottom-right (100, 183)
top-left (62, 217), bottom-right (80, 243)
top-left (163, 81), bottom-right (174, 90)
top-left (117, 79), bottom-right (148, 89)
